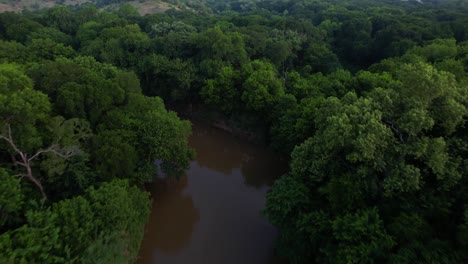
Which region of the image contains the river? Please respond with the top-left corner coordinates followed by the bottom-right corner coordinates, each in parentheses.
top-left (137, 121), bottom-right (288, 264)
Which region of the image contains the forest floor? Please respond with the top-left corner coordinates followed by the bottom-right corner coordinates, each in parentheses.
top-left (0, 0), bottom-right (177, 14)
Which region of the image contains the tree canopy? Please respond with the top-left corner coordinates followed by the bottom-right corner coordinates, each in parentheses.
top-left (0, 0), bottom-right (467, 262)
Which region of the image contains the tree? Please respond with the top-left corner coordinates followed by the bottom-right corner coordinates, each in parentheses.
top-left (0, 179), bottom-right (150, 263)
top-left (137, 54), bottom-right (194, 102)
top-left (308, 69), bottom-right (352, 98)
top-left (100, 94), bottom-right (194, 181)
top-left (92, 129), bottom-right (138, 181)
top-left (0, 169), bottom-right (24, 229)
top-left (150, 21), bottom-right (196, 59)
top-left (43, 6), bottom-right (78, 35)
top-left (0, 13), bottom-right (42, 43)
top-left (270, 96), bottom-right (323, 154)
top-left (334, 17), bottom-right (373, 67)
top-left (265, 61), bottom-right (467, 262)
top-left (0, 123), bottom-right (84, 200)
top-left (192, 26), bottom-right (248, 66)
top-left (0, 64), bottom-right (89, 200)
top-left (0, 40), bottom-right (26, 63)
top-left (264, 29), bottom-right (305, 72)
top-left (200, 66), bottom-right (240, 113)
top-left (0, 64), bottom-right (50, 199)
top-left (241, 60), bottom-right (284, 114)
top-left (81, 24), bottom-right (150, 68)
top-left (303, 42), bottom-right (341, 74)
top-left (25, 38), bottom-right (75, 62)
top-left (408, 38), bottom-right (458, 63)
top-left (28, 58), bottom-right (126, 126)
top-left (327, 208), bottom-right (394, 263)
top-left (27, 27), bottom-right (74, 46)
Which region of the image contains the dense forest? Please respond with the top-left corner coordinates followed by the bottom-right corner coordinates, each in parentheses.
top-left (0, 0), bottom-right (467, 263)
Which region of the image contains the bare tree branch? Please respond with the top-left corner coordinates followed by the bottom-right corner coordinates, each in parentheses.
top-left (0, 123), bottom-right (83, 200)
top-left (0, 124), bottom-right (26, 161)
top-left (15, 174), bottom-right (26, 180)
top-left (384, 120), bottom-right (405, 144)
top-left (28, 144), bottom-right (81, 162)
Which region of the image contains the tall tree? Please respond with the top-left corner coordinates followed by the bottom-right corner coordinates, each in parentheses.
top-left (265, 62), bottom-right (467, 263)
top-left (0, 64), bottom-right (89, 200)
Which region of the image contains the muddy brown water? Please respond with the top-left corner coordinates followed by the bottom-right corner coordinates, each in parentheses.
top-left (137, 121), bottom-right (288, 264)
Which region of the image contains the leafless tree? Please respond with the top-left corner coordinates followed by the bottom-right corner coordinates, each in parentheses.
top-left (0, 124), bottom-right (81, 200)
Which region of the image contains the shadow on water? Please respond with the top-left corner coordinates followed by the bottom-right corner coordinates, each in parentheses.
top-left (241, 151), bottom-right (287, 188)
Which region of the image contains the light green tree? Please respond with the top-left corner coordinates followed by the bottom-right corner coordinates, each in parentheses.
top-left (241, 60), bottom-right (284, 114)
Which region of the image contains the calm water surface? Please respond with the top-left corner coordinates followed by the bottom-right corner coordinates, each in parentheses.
top-left (137, 122), bottom-right (288, 264)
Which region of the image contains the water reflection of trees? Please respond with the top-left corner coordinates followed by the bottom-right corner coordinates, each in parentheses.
top-left (190, 123), bottom-right (287, 189)
top-left (140, 177), bottom-right (200, 258)
top-left (190, 125), bottom-right (245, 174)
top-left (241, 153), bottom-right (288, 188)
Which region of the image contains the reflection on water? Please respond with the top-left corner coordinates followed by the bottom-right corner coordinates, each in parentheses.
top-left (142, 177), bottom-right (199, 254)
top-left (138, 122), bottom-right (288, 264)
top-left (190, 125), bottom-right (247, 175)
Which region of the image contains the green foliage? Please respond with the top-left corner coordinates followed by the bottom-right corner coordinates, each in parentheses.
top-left (150, 20), bottom-right (196, 38)
top-left (93, 129), bottom-right (138, 181)
top-left (28, 58), bottom-right (126, 125)
top-left (0, 40), bottom-right (26, 64)
top-left (137, 54), bottom-right (194, 101)
top-left (0, 13), bottom-right (43, 43)
top-left (26, 38), bottom-right (75, 62)
top-left (265, 59), bottom-right (466, 262)
top-left (200, 65), bottom-right (240, 113)
top-left (270, 96), bottom-right (323, 154)
top-left (0, 64), bottom-right (51, 151)
top-left (303, 42), bottom-right (341, 73)
top-left (328, 208), bottom-right (395, 263)
top-left (0, 169), bottom-right (24, 229)
top-left (0, 179), bottom-right (150, 263)
top-left (264, 174), bottom-right (310, 228)
top-left (192, 26), bottom-right (248, 65)
top-left (309, 69), bottom-right (353, 97)
top-left (395, 62), bottom-right (466, 135)
top-left (43, 6), bottom-right (78, 35)
top-left (1, 1), bottom-right (467, 263)
top-left (0, 209), bottom-right (66, 263)
top-left (241, 60), bottom-right (284, 114)
top-left (0, 8), bottom-right (196, 260)
top-left (81, 24), bottom-right (151, 68)
top-left (409, 39), bottom-right (458, 63)
top-left (27, 27), bottom-right (74, 46)
top-left (349, 70), bottom-right (399, 95)
top-left (109, 94), bottom-right (194, 178)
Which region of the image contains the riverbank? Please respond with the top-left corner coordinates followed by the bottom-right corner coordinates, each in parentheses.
top-left (172, 103), bottom-right (271, 146)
